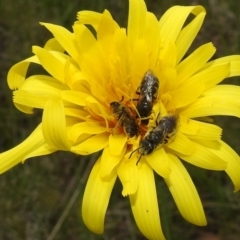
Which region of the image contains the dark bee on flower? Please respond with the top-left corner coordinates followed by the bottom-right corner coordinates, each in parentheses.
top-left (135, 70), bottom-right (160, 125)
top-left (110, 99), bottom-right (141, 138)
top-left (130, 114), bottom-right (178, 164)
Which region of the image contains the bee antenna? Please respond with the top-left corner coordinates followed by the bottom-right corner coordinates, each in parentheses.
top-left (129, 146), bottom-right (142, 159)
top-left (136, 152), bottom-right (144, 165)
top-left (120, 96), bottom-right (124, 102)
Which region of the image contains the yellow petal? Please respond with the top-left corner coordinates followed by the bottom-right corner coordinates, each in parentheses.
top-left (13, 103), bottom-right (34, 114)
top-left (20, 75), bottom-right (66, 93)
top-left (131, 40), bottom-right (149, 87)
top-left (7, 55), bottom-right (39, 90)
top-left (201, 55), bottom-right (240, 77)
top-left (44, 38), bottom-right (65, 52)
top-left (165, 154), bottom-right (207, 226)
top-left (13, 90), bottom-right (49, 109)
top-left (68, 130), bottom-right (91, 144)
top-left (108, 133), bottom-right (127, 157)
top-left (61, 90), bottom-right (94, 106)
top-left (82, 158), bottom-right (117, 234)
top-left (166, 131), bottom-right (195, 155)
top-left (117, 154), bottom-right (139, 196)
top-left (73, 23), bottom-right (97, 54)
top-left (180, 85), bottom-right (240, 118)
top-left (177, 43), bottom-right (216, 83)
top-left (159, 41), bottom-right (177, 69)
top-left (180, 96), bottom-right (240, 118)
top-left (186, 62), bottom-right (229, 90)
top-left (69, 122), bottom-right (107, 136)
top-left (143, 12), bottom-right (161, 68)
top-left (129, 162), bottom-right (166, 240)
top-left (32, 46), bottom-right (66, 83)
top-left (179, 117), bottom-right (222, 140)
top-left (177, 140), bottom-right (227, 170)
top-left (73, 25), bottom-right (109, 84)
top-left (0, 124), bottom-right (50, 174)
top-left (97, 10), bottom-right (119, 43)
top-left (176, 11), bottom-right (206, 64)
top-left (13, 75), bottom-right (65, 110)
top-left (159, 5), bottom-right (205, 43)
top-left (100, 146), bottom-right (122, 179)
top-left (203, 85), bottom-right (240, 105)
top-left (127, 0), bottom-right (147, 48)
top-left (167, 81), bottom-right (205, 110)
top-left (64, 108), bottom-right (88, 120)
top-left (145, 147), bottom-right (172, 178)
top-left (26, 142), bottom-right (56, 159)
top-left (71, 132), bottom-right (109, 155)
top-left (42, 98), bottom-right (71, 150)
top-left (40, 22), bottom-right (79, 62)
top-left (208, 140), bottom-right (240, 192)
top-left (77, 10), bottom-right (102, 29)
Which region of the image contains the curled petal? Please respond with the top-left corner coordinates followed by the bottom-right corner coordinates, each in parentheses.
top-left (82, 158), bottom-right (117, 234)
top-left (20, 75), bottom-right (66, 93)
top-left (14, 90), bottom-right (49, 109)
top-left (7, 55), bottom-right (39, 90)
top-left (159, 5), bottom-right (205, 44)
top-left (77, 10), bottom-right (102, 29)
top-left (0, 124), bottom-right (54, 174)
top-left (208, 141), bottom-right (240, 192)
top-left (129, 162), bottom-right (166, 240)
top-left (165, 154), bottom-right (207, 226)
top-left (42, 98), bottom-right (71, 150)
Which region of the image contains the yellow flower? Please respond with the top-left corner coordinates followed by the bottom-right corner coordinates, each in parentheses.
top-left (2, 0), bottom-right (240, 239)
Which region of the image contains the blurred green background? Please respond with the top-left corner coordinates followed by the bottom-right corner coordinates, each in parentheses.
top-left (1, 0), bottom-right (240, 239)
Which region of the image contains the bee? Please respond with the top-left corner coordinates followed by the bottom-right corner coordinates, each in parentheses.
top-left (135, 70), bottom-right (160, 125)
top-left (129, 114), bottom-right (178, 164)
top-left (110, 99), bottom-right (141, 138)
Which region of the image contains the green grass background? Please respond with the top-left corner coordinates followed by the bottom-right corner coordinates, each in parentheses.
top-left (1, 0), bottom-right (240, 239)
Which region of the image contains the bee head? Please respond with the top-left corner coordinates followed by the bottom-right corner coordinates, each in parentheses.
top-left (110, 101), bottom-right (120, 112)
top-left (139, 139), bottom-right (154, 155)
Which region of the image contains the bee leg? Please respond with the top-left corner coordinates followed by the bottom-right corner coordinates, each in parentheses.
top-left (155, 112), bottom-right (161, 125)
top-left (135, 87), bottom-right (140, 96)
top-left (111, 115), bottom-right (124, 135)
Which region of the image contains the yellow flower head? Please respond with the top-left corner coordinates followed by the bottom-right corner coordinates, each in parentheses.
top-left (2, 0), bottom-right (240, 239)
